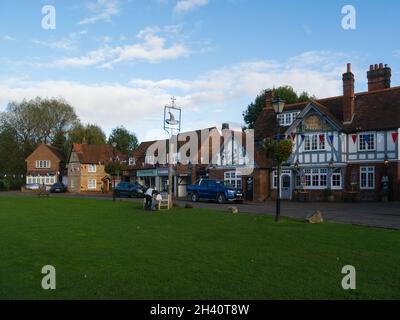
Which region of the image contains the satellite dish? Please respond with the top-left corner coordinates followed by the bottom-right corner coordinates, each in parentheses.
top-left (166, 111), bottom-right (179, 126)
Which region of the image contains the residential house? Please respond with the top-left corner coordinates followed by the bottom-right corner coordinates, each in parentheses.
top-left (67, 143), bottom-right (127, 193)
top-left (25, 144), bottom-right (65, 187)
top-left (254, 63), bottom-right (400, 201)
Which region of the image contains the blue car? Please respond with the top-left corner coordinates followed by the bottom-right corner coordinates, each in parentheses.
top-left (115, 182), bottom-right (145, 198)
top-left (187, 179), bottom-right (244, 204)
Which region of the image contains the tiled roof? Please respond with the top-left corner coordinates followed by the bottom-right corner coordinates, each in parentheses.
top-left (72, 143), bottom-right (128, 164)
top-left (255, 86), bottom-right (400, 141)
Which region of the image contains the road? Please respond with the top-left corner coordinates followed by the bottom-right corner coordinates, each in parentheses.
top-left (1, 191), bottom-right (400, 229)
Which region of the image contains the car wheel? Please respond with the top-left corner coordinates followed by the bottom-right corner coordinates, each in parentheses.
top-left (217, 193), bottom-right (226, 204)
top-left (115, 190), bottom-right (120, 197)
top-left (191, 193), bottom-right (199, 202)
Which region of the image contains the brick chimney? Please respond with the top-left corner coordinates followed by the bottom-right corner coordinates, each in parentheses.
top-left (343, 63), bottom-right (355, 123)
top-left (264, 90), bottom-right (274, 111)
top-left (367, 63), bottom-right (391, 92)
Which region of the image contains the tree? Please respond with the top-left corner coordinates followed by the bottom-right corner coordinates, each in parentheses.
top-left (262, 138), bottom-right (293, 165)
top-left (108, 126), bottom-right (139, 155)
top-left (0, 124), bottom-right (26, 175)
top-left (67, 123), bottom-right (107, 145)
top-left (2, 97), bottom-right (78, 146)
top-left (243, 86), bottom-right (315, 129)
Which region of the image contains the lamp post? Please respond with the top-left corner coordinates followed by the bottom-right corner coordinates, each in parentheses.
top-left (272, 96), bottom-right (285, 222)
top-left (112, 142), bottom-right (117, 202)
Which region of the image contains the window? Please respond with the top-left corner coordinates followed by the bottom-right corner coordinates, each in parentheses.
top-left (331, 169), bottom-right (342, 189)
top-left (360, 167), bottom-right (375, 189)
top-left (128, 157), bottom-right (136, 166)
top-left (145, 156), bottom-right (154, 165)
top-left (304, 134), bottom-right (326, 151)
top-left (224, 171), bottom-right (242, 189)
top-left (36, 160), bottom-right (50, 169)
top-left (359, 133), bottom-right (375, 151)
top-left (302, 169), bottom-right (328, 189)
top-left (88, 164), bottom-right (97, 173)
top-left (88, 179), bottom-right (97, 190)
top-left (277, 112), bottom-right (300, 126)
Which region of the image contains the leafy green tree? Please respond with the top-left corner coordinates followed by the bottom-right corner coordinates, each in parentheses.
top-left (243, 86), bottom-right (315, 129)
top-left (2, 97), bottom-right (77, 146)
top-left (262, 138), bottom-right (293, 165)
top-left (108, 126), bottom-right (139, 155)
top-left (0, 124), bottom-right (26, 175)
top-left (67, 123), bottom-right (107, 144)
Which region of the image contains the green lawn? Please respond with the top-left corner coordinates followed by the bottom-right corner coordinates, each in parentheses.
top-left (0, 196), bottom-right (399, 300)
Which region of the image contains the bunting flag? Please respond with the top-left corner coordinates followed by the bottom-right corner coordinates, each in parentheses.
top-left (301, 134), bottom-right (306, 142)
top-left (319, 134), bottom-right (325, 143)
top-left (352, 135), bottom-right (357, 144)
top-left (392, 132), bottom-right (399, 143)
top-left (291, 133), bottom-right (296, 141)
top-left (328, 134), bottom-right (334, 144)
top-left (364, 134), bottom-right (370, 145)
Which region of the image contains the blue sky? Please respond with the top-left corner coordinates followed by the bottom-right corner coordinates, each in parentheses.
top-left (1, 0), bottom-right (399, 141)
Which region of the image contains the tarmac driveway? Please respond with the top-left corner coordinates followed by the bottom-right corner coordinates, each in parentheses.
top-left (1, 191), bottom-right (399, 229)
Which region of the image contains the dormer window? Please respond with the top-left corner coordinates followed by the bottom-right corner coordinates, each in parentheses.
top-left (128, 157), bottom-right (136, 166)
top-left (278, 111), bottom-right (300, 126)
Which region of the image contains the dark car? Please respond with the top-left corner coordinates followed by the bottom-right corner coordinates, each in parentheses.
top-left (187, 179), bottom-right (244, 204)
top-left (115, 182), bottom-right (145, 198)
top-left (49, 182), bottom-right (67, 193)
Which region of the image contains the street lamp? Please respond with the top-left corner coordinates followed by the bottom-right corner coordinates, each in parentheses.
top-left (112, 142), bottom-right (117, 202)
top-left (272, 96), bottom-right (285, 222)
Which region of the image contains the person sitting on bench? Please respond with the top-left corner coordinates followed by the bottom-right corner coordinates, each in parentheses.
top-left (151, 191), bottom-right (163, 211)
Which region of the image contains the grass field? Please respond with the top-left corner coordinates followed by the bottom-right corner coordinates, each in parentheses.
top-left (0, 196), bottom-right (399, 300)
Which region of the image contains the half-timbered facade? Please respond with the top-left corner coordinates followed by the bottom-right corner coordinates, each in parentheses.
top-left (255, 63), bottom-right (400, 201)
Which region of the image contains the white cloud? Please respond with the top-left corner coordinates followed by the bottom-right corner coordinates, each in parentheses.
top-left (0, 51), bottom-right (350, 141)
top-left (174, 0), bottom-right (209, 13)
top-left (50, 25), bottom-right (190, 68)
top-left (78, 0), bottom-right (120, 25)
top-left (3, 35), bottom-right (16, 41)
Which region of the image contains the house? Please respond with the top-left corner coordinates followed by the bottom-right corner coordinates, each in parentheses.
top-left (254, 63), bottom-right (400, 201)
top-left (125, 126), bottom-right (257, 199)
top-left (67, 143), bottom-right (127, 193)
top-left (25, 144), bottom-right (65, 187)
top-left (124, 129), bottom-right (214, 197)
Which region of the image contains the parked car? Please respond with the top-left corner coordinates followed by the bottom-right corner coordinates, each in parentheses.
top-left (25, 183), bottom-right (40, 191)
top-left (50, 182), bottom-right (67, 193)
top-left (187, 179), bottom-right (244, 204)
top-left (115, 182), bottom-right (145, 198)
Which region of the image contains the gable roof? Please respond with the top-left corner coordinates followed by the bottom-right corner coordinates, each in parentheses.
top-left (255, 86), bottom-right (400, 140)
top-left (26, 143), bottom-right (65, 162)
top-left (71, 143), bottom-right (128, 164)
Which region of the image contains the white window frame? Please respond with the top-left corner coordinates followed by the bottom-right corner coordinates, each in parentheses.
top-left (224, 171), bottom-right (242, 189)
top-left (303, 134), bottom-right (326, 152)
top-left (128, 157), bottom-right (136, 166)
top-left (277, 111), bottom-right (300, 126)
top-left (360, 167), bottom-right (375, 190)
top-left (331, 169), bottom-right (342, 189)
top-left (88, 179), bottom-right (97, 190)
top-left (35, 160), bottom-right (51, 169)
top-left (300, 168), bottom-right (328, 189)
top-left (88, 164), bottom-right (97, 173)
top-left (358, 132), bottom-right (376, 151)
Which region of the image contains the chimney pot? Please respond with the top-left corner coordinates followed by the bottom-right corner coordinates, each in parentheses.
top-left (370, 65), bottom-right (373, 71)
top-left (222, 123), bottom-right (230, 130)
top-left (347, 63), bottom-right (351, 72)
top-left (367, 63), bottom-right (391, 92)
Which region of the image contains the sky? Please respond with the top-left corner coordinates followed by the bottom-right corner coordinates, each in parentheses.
top-left (1, 0), bottom-right (400, 142)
